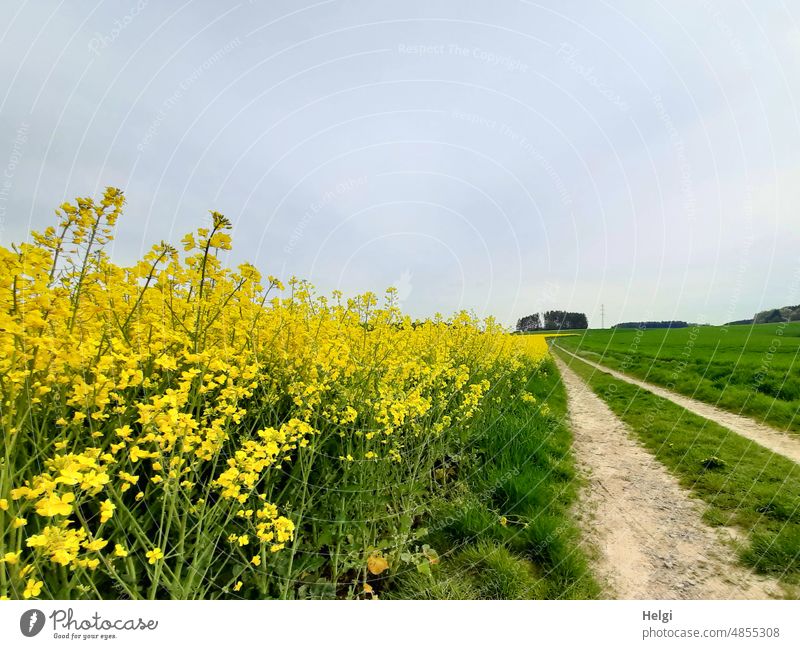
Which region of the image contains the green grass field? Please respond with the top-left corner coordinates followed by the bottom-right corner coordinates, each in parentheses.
top-left (552, 348), bottom-right (800, 588)
top-left (555, 323), bottom-right (800, 434)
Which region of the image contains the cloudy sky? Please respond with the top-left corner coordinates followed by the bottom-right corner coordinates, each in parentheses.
top-left (1, 0), bottom-right (799, 327)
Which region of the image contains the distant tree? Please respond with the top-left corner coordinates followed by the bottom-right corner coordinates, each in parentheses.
top-left (543, 311), bottom-right (558, 330)
top-left (515, 313), bottom-right (542, 332)
top-left (543, 310), bottom-right (588, 330)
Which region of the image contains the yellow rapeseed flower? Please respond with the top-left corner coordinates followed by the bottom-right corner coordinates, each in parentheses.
top-left (99, 499), bottom-right (115, 523)
top-left (23, 579), bottom-right (43, 599)
top-left (35, 492), bottom-right (75, 517)
top-left (82, 538), bottom-right (108, 552)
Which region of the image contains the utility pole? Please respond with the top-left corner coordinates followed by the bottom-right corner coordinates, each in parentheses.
top-left (601, 304), bottom-right (605, 329)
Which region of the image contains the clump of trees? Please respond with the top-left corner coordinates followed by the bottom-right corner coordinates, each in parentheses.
top-left (544, 311), bottom-right (588, 330)
top-left (613, 321), bottom-right (688, 329)
top-left (516, 313), bottom-right (542, 332)
top-left (515, 310), bottom-right (588, 332)
top-left (754, 305), bottom-right (800, 324)
top-left (725, 305), bottom-right (800, 326)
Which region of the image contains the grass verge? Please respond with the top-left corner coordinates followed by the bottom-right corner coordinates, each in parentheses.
top-left (552, 346), bottom-right (800, 586)
top-left (387, 358), bottom-right (599, 599)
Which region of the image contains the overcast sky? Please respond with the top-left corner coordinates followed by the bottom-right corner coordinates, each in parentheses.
top-left (1, 1), bottom-right (799, 327)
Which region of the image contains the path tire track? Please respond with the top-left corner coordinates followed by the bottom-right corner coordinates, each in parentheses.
top-left (555, 345), bottom-right (800, 465)
top-left (554, 355), bottom-right (781, 599)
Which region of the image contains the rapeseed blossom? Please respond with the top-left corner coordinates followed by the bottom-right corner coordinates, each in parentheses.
top-left (23, 579), bottom-right (43, 599)
top-left (0, 188), bottom-right (549, 600)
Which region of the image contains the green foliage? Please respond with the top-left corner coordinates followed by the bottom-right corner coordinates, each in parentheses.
top-left (388, 359), bottom-right (599, 599)
top-left (700, 456), bottom-right (726, 470)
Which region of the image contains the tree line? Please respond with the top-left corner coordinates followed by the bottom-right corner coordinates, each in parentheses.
top-left (612, 321), bottom-right (688, 329)
top-left (516, 310), bottom-right (588, 332)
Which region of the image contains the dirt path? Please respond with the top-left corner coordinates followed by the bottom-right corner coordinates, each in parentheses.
top-left (554, 355), bottom-right (781, 599)
top-left (555, 345), bottom-right (800, 465)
